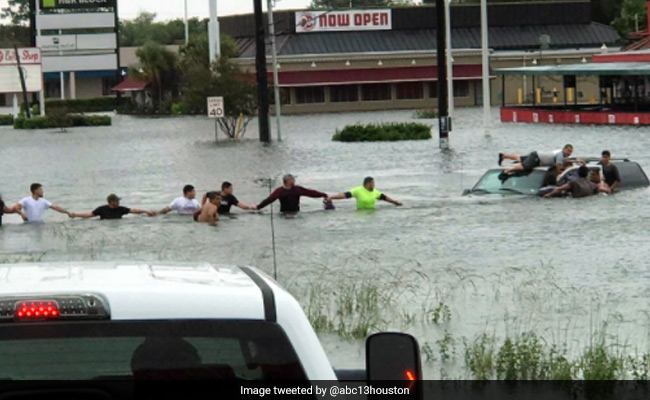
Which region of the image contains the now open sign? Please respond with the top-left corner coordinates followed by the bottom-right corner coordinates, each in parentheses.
top-left (296, 10), bottom-right (392, 33)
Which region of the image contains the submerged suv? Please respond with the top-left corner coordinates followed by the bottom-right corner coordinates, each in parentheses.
top-left (0, 262), bottom-right (421, 397)
top-left (464, 158), bottom-right (649, 196)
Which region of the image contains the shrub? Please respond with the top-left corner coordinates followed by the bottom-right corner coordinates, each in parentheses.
top-left (0, 115), bottom-right (14, 126)
top-left (45, 97), bottom-right (121, 113)
top-left (413, 109), bottom-right (439, 119)
top-left (332, 123), bottom-right (432, 142)
top-left (13, 114), bottom-right (111, 130)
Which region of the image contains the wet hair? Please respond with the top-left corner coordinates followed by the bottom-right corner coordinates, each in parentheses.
top-left (363, 177), bottom-right (374, 186)
top-left (183, 185), bottom-right (195, 195)
top-left (206, 191), bottom-right (221, 201)
top-left (222, 181), bottom-right (232, 190)
top-left (30, 183), bottom-right (42, 193)
top-left (578, 165), bottom-right (589, 178)
top-left (564, 144), bottom-right (574, 150)
top-left (282, 174), bottom-right (295, 184)
top-left (602, 150), bottom-right (611, 158)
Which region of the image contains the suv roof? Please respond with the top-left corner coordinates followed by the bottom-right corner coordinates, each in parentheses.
top-left (0, 262), bottom-right (268, 321)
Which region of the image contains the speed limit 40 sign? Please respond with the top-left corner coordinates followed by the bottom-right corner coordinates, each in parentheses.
top-left (207, 96), bottom-right (224, 118)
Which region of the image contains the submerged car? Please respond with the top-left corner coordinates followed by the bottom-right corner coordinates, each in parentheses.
top-left (464, 158), bottom-right (649, 196)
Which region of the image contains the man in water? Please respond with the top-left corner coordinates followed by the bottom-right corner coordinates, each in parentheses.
top-left (0, 194), bottom-right (21, 226)
top-left (15, 183), bottom-right (71, 223)
top-left (70, 194), bottom-right (156, 220)
top-left (326, 177), bottom-right (402, 210)
top-left (158, 185), bottom-right (201, 215)
top-left (543, 166), bottom-right (609, 198)
top-left (499, 144), bottom-right (574, 175)
top-left (202, 182), bottom-right (255, 215)
top-left (195, 192), bottom-right (221, 226)
top-left (255, 174), bottom-right (328, 213)
top-left (599, 150), bottom-right (621, 192)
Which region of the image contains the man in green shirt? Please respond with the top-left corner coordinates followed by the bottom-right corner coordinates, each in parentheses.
top-left (326, 177), bottom-right (402, 210)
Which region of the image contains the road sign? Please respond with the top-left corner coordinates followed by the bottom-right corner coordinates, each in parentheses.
top-left (207, 96), bottom-right (224, 118)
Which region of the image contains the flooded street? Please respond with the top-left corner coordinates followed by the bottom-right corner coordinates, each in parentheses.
top-left (2, 108), bottom-right (650, 378)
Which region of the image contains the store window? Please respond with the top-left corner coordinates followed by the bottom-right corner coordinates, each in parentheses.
top-left (270, 88), bottom-right (291, 105)
top-left (428, 82), bottom-right (438, 98)
top-left (454, 81), bottom-right (470, 98)
top-left (361, 84), bottom-right (391, 101)
top-left (330, 85), bottom-right (359, 103)
top-left (396, 82), bottom-right (424, 100)
top-left (295, 86), bottom-right (325, 104)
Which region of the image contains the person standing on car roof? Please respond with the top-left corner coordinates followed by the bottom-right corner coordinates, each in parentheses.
top-left (70, 194), bottom-right (156, 220)
top-left (599, 150), bottom-right (621, 192)
top-left (499, 144), bottom-right (574, 175)
top-left (255, 174), bottom-right (328, 213)
top-left (0, 194), bottom-right (21, 226)
top-left (14, 183), bottom-right (72, 223)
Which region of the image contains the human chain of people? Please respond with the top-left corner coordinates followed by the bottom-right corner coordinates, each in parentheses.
top-left (0, 175), bottom-right (403, 227)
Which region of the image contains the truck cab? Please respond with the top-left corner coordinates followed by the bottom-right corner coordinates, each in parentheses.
top-left (0, 262), bottom-right (420, 392)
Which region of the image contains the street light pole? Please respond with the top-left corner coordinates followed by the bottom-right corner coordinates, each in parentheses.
top-left (268, 0), bottom-right (283, 141)
top-left (184, 0), bottom-right (189, 44)
top-left (436, 0), bottom-right (450, 149)
top-left (254, 0), bottom-right (271, 143)
top-left (445, 0), bottom-right (454, 118)
top-left (481, 0), bottom-right (491, 128)
top-left (208, 0), bottom-right (220, 63)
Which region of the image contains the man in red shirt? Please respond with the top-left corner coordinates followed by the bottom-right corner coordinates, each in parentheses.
top-left (255, 174), bottom-right (328, 213)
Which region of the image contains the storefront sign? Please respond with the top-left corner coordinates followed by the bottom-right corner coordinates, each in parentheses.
top-left (0, 48), bottom-right (42, 66)
top-left (40, 0), bottom-right (115, 9)
top-left (296, 10), bottom-right (392, 33)
top-left (37, 35), bottom-right (77, 51)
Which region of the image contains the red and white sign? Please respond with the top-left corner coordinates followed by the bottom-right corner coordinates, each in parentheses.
top-left (0, 48), bottom-right (42, 66)
top-left (296, 10), bottom-right (392, 33)
top-left (0, 48), bottom-right (43, 93)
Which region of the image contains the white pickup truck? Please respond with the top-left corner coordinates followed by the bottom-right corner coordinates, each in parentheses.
top-left (0, 262), bottom-right (421, 395)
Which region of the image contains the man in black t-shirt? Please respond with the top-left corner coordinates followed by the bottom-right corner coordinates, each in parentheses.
top-left (70, 194), bottom-right (156, 220)
top-left (202, 182), bottom-right (255, 215)
top-left (599, 150), bottom-right (621, 191)
top-left (0, 195), bottom-right (21, 226)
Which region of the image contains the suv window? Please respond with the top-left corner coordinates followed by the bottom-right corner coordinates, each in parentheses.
top-left (473, 169), bottom-right (546, 194)
top-left (614, 162), bottom-right (649, 189)
top-left (0, 320), bottom-right (307, 380)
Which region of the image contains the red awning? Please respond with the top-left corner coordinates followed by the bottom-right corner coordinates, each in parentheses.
top-left (112, 77), bottom-right (150, 92)
top-left (272, 65), bottom-right (488, 87)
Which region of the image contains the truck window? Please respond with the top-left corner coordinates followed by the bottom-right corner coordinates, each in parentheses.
top-left (614, 162), bottom-right (649, 189)
top-left (0, 320), bottom-right (307, 380)
top-left (473, 169), bottom-right (547, 194)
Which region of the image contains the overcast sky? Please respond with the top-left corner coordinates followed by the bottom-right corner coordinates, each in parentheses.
top-left (0, 0), bottom-right (314, 21)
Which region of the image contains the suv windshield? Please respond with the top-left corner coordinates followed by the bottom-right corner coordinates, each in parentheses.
top-left (0, 320), bottom-right (307, 380)
top-left (472, 169), bottom-right (547, 195)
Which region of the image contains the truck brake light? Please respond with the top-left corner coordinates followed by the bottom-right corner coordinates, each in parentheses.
top-left (0, 294), bottom-right (110, 323)
top-left (16, 301), bottom-right (60, 320)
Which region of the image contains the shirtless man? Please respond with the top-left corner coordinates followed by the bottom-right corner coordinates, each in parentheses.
top-left (194, 192), bottom-right (221, 226)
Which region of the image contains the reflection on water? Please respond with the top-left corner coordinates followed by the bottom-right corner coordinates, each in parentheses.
top-left (1, 109), bottom-right (650, 377)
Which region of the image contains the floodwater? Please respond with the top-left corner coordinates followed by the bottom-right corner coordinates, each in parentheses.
top-left (2, 108), bottom-right (650, 378)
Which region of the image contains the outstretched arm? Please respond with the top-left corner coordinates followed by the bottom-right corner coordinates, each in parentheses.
top-left (71, 211), bottom-right (95, 219)
top-left (236, 202), bottom-right (256, 210)
top-left (297, 186), bottom-right (327, 199)
top-left (158, 206), bottom-right (172, 215)
top-left (130, 208), bottom-right (156, 217)
top-left (326, 193), bottom-right (349, 202)
top-left (51, 204), bottom-right (72, 218)
top-left (543, 183), bottom-right (571, 198)
top-left (256, 188), bottom-right (282, 210)
top-left (382, 194), bottom-right (402, 206)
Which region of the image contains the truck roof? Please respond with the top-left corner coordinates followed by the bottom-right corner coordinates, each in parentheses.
top-left (0, 262), bottom-right (266, 321)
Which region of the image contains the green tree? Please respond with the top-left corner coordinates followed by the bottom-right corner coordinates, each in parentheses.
top-left (119, 11), bottom-right (207, 47)
top-left (612, 0), bottom-right (646, 36)
top-left (1, 0), bottom-right (30, 25)
top-left (179, 34), bottom-right (257, 139)
top-left (129, 41), bottom-right (179, 113)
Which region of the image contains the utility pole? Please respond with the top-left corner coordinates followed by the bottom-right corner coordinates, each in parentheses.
top-left (268, 0), bottom-right (283, 141)
top-left (254, 0), bottom-right (271, 143)
top-left (184, 0), bottom-right (189, 44)
top-left (481, 0), bottom-right (491, 128)
top-left (436, 0), bottom-right (450, 149)
top-left (208, 0), bottom-right (220, 63)
top-left (445, 0), bottom-right (454, 118)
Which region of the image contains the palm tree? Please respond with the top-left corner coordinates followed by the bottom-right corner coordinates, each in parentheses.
top-left (130, 41), bottom-right (178, 113)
